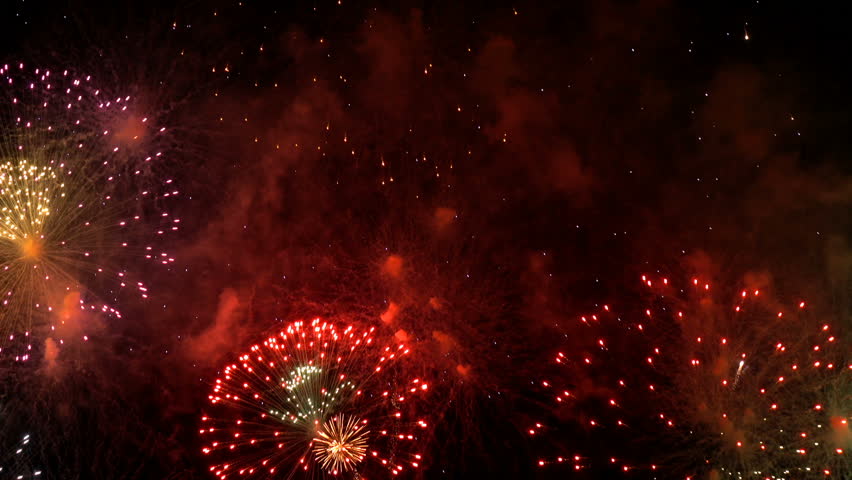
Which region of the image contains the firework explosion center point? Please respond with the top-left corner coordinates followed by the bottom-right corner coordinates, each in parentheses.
top-left (17, 237), bottom-right (44, 261)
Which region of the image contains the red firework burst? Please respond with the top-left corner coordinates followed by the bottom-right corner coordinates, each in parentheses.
top-left (199, 318), bottom-right (431, 479)
top-left (533, 275), bottom-right (851, 479)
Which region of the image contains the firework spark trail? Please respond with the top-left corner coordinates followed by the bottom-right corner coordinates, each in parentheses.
top-left (0, 63), bottom-right (181, 355)
top-left (533, 275), bottom-right (851, 479)
top-left (199, 318), bottom-right (430, 479)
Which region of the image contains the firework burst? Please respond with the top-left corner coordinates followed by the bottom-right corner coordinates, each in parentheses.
top-left (534, 275), bottom-right (851, 479)
top-left (199, 318), bottom-right (430, 479)
top-left (313, 414), bottom-right (370, 473)
top-left (0, 62), bottom-right (179, 351)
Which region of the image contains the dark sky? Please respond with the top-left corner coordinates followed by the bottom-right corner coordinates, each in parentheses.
top-left (0, 1), bottom-right (850, 479)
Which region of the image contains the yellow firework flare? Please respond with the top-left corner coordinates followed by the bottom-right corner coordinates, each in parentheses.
top-left (313, 415), bottom-right (370, 474)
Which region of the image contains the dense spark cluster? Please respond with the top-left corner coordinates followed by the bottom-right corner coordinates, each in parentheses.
top-left (199, 318), bottom-right (430, 479)
top-left (0, 63), bottom-right (180, 351)
top-left (534, 275), bottom-right (851, 479)
top-left (313, 414), bottom-right (370, 473)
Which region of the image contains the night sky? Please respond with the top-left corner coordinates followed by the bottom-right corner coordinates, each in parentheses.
top-left (0, 1), bottom-right (850, 479)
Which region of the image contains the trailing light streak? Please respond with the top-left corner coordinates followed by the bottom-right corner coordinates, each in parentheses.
top-left (0, 431), bottom-right (41, 478)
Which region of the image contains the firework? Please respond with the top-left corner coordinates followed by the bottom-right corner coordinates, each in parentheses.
top-left (534, 275), bottom-right (851, 479)
top-left (313, 414), bottom-right (370, 473)
top-left (0, 433), bottom-right (41, 479)
top-left (199, 318), bottom-right (430, 479)
top-left (0, 401), bottom-right (41, 479)
top-left (0, 63), bottom-right (179, 349)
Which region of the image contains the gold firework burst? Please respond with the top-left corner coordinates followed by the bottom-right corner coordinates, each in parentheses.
top-left (313, 415), bottom-right (370, 474)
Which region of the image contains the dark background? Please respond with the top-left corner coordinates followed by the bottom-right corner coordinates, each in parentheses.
top-left (0, 1), bottom-right (850, 478)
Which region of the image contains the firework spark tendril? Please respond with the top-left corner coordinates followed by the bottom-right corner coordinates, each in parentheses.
top-left (200, 318), bottom-right (429, 479)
